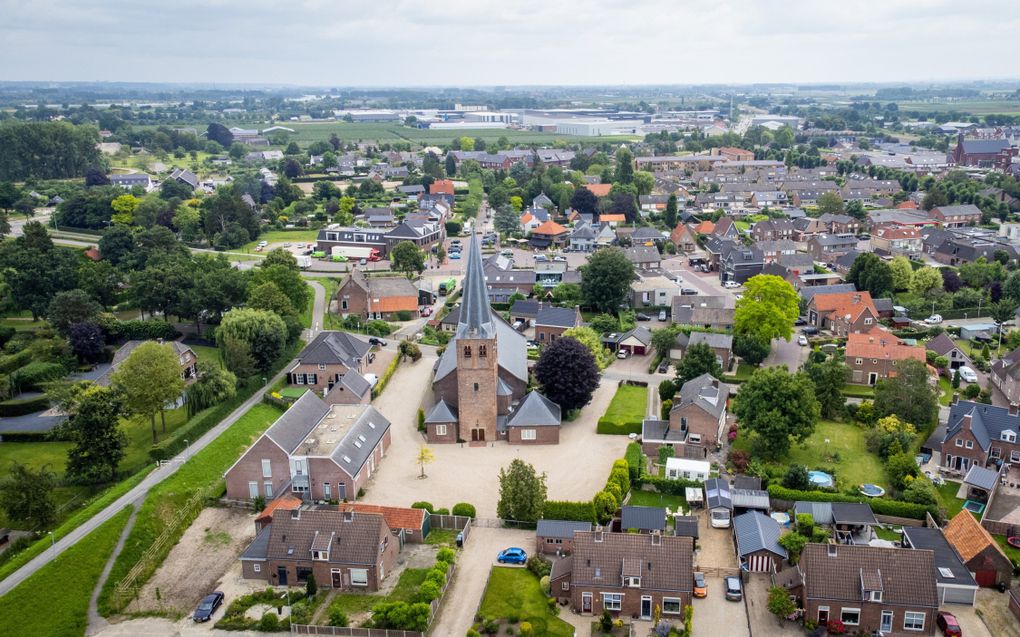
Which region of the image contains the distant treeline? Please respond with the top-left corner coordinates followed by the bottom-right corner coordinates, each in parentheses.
top-left (0, 120), bottom-right (104, 181)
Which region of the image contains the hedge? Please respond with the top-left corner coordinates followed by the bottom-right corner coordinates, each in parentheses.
top-left (767, 485), bottom-right (935, 520)
top-left (542, 500), bottom-right (596, 523)
top-left (0, 349), bottom-right (33, 374)
top-left (0, 431), bottom-right (55, 442)
top-left (371, 355), bottom-right (401, 399)
top-left (596, 418), bottom-right (643, 435)
top-left (451, 503), bottom-right (476, 518)
top-left (624, 443), bottom-right (643, 481)
top-left (0, 395), bottom-right (50, 417)
top-left (635, 475), bottom-right (703, 496)
top-left (9, 361), bottom-right (66, 393)
top-left (101, 318), bottom-right (179, 341)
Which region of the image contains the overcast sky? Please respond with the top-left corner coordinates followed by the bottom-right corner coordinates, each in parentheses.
top-left (1, 0), bottom-right (1018, 87)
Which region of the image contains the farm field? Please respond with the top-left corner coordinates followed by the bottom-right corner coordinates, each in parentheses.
top-left (893, 99), bottom-right (1020, 115)
top-left (280, 121), bottom-right (638, 145)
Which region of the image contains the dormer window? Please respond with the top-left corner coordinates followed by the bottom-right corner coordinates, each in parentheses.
top-left (867, 590), bottom-right (882, 602)
top-left (312, 550), bottom-right (328, 561)
top-left (625, 576), bottom-right (641, 588)
top-left (1003, 431), bottom-right (1017, 443)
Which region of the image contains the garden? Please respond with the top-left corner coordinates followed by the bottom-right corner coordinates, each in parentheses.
top-left (474, 567), bottom-right (573, 637)
top-left (596, 383), bottom-right (648, 435)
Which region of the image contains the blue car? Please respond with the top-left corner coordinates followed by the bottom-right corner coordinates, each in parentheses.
top-left (497, 547), bottom-right (527, 564)
top-left (449, 252), bottom-right (461, 259)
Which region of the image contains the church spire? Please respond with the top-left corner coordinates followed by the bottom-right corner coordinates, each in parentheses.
top-left (456, 232), bottom-right (494, 338)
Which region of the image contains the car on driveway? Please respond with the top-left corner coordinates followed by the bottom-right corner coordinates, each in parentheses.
top-left (958, 365), bottom-right (978, 384)
top-left (636, 313), bottom-right (652, 321)
top-left (680, 288), bottom-right (699, 295)
top-left (658, 310), bottom-right (667, 321)
top-left (801, 326), bottom-right (819, 335)
top-left (724, 576), bottom-right (742, 601)
top-left (193, 591), bottom-right (224, 622)
top-left (617, 349), bottom-right (630, 359)
top-left (657, 360), bottom-right (670, 374)
top-left (936, 611), bottom-right (962, 636)
top-left (497, 547), bottom-right (527, 564)
top-left (798, 335), bottom-right (808, 346)
top-left (693, 572), bottom-right (707, 598)
top-left (723, 280), bottom-right (740, 289)
top-left (368, 337), bottom-right (387, 347)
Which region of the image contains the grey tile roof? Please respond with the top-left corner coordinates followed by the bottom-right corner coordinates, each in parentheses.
top-left (960, 139), bottom-right (1009, 154)
top-left (830, 503), bottom-right (877, 526)
top-left (507, 391), bottom-right (561, 428)
top-left (688, 332), bottom-right (733, 351)
top-left (297, 331), bottom-right (371, 367)
top-left (240, 524), bottom-right (272, 560)
top-left (964, 464), bottom-right (999, 491)
top-left (459, 234), bottom-right (496, 340)
top-left (621, 506), bottom-right (667, 531)
top-left (673, 516), bottom-right (699, 539)
top-left (793, 501), bottom-right (833, 525)
top-left (509, 299), bottom-right (542, 318)
top-left (266, 509), bottom-right (388, 566)
top-left (642, 419), bottom-right (685, 444)
top-left (733, 511), bottom-right (787, 559)
top-left (325, 370), bottom-right (371, 401)
top-left (674, 374), bottom-right (729, 420)
top-left (536, 306), bottom-right (579, 329)
top-left (425, 399), bottom-right (458, 424)
top-left (799, 283), bottom-right (856, 302)
top-left (536, 519), bottom-right (593, 539)
top-left (926, 332), bottom-right (963, 357)
top-left (901, 527), bottom-right (977, 587)
top-left (944, 400), bottom-right (1020, 452)
top-left (705, 478), bottom-right (731, 510)
top-left (266, 392), bottom-right (331, 453)
top-left (618, 325), bottom-right (652, 346)
top-left (571, 532), bottom-right (693, 593)
top-left (731, 489), bottom-right (770, 510)
top-left (625, 246), bottom-right (662, 264)
top-left (801, 544), bottom-right (938, 609)
top-left (329, 405), bottom-right (391, 477)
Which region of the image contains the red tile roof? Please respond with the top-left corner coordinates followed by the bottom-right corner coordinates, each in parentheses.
top-left (599, 214), bottom-right (626, 223)
top-left (896, 200), bottom-right (918, 209)
top-left (256, 494), bottom-right (302, 527)
top-left (585, 183), bottom-right (612, 197)
top-left (532, 220), bottom-right (567, 236)
top-left (811, 290), bottom-right (878, 323)
top-left (430, 179), bottom-right (455, 195)
top-left (341, 502), bottom-right (425, 531)
top-left (845, 330), bottom-right (926, 362)
top-left (944, 509), bottom-right (1009, 563)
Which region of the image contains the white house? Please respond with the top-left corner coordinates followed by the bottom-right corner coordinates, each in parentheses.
top-left (665, 457), bottom-right (711, 482)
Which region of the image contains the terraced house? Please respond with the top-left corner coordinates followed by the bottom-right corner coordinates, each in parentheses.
top-left (940, 399), bottom-right (1020, 474)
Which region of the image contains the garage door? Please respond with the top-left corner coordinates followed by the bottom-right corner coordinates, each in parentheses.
top-left (975, 570), bottom-right (997, 587)
top-left (633, 346), bottom-right (646, 356)
top-left (940, 584), bottom-right (977, 605)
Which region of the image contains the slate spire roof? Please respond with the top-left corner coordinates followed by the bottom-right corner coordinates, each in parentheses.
top-left (457, 233), bottom-right (495, 339)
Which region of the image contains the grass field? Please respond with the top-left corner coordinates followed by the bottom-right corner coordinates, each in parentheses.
top-left (189, 343), bottom-right (223, 369)
top-left (98, 402), bottom-right (284, 615)
top-left (734, 420), bottom-right (886, 489)
top-left (936, 480), bottom-right (969, 520)
top-left (596, 384), bottom-right (648, 435)
top-left (628, 489), bottom-right (686, 511)
top-left (239, 228), bottom-right (320, 253)
top-left (478, 567), bottom-right (573, 637)
top-left (280, 121), bottom-right (638, 146)
top-left (894, 99), bottom-right (1020, 115)
top-left (327, 567), bottom-right (429, 617)
top-left (0, 506), bottom-right (132, 637)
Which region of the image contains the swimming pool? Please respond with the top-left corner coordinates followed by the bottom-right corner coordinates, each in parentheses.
top-left (808, 470), bottom-right (834, 488)
top-left (859, 483), bottom-right (886, 497)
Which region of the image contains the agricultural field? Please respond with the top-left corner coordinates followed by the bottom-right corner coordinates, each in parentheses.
top-left (893, 99), bottom-right (1020, 115)
top-left (281, 121), bottom-right (637, 146)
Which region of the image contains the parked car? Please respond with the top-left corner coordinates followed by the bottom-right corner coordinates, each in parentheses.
top-left (535, 254), bottom-right (548, 262)
top-left (368, 337), bottom-right (387, 347)
top-left (450, 252), bottom-right (461, 259)
top-left (798, 335), bottom-right (808, 346)
top-left (794, 316), bottom-right (807, 326)
top-left (420, 306), bottom-right (432, 317)
top-left (723, 280), bottom-right (740, 289)
top-left (801, 326), bottom-right (819, 335)
top-left (657, 360), bottom-right (670, 374)
top-left (258, 240), bottom-right (268, 247)
top-left (497, 547), bottom-right (527, 564)
top-left (693, 572), bottom-right (708, 598)
top-left (553, 256), bottom-right (567, 262)
top-left (359, 258), bottom-right (367, 266)
top-left (958, 366), bottom-right (978, 384)
top-left (193, 591), bottom-right (224, 622)
top-left (724, 576), bottom-right (742, 602)
top-left (658, 310), bottom-right (667, 321)
top-left (636, 313), bottom-right (652, 321)
top-left (500, 249), bottom-right (514, 257)
top-left (936, 611), bottom-right (962, 636)
top-left (925, 314), bottom-right (943, 324)
top-left (617, 349), bottom-right (630, 359)
top-left (680, 288), bottom-right (699, 295)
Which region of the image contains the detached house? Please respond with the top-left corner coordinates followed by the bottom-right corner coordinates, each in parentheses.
top-left (925, 333), bottom-right (972, 371)
top-left (240, 507), bottom-right (399, 591)
top-left (845, 331), bottom-right (926, 385)
top-left (799, 544), bottom-right (938, 637)
top-left (807, 234), bottom-right (859, 261)
top-left (625, 246), bottom-right (662, 271)
top-left (940, 399), bottom-right (1020, 475)
top-left (670, 223), bottom-right (697, 252)
top-left (552, 529), bottom-right (694, 621)
top-left (806, 291), bottom-right (878, 336)
top-left (642, 374), bottom-right (730, 459)
top-left (224, 393), bottom-right (391, 502)
top-left (336, 270), bottom-right (419, 321)
top-left (288, 331), bottom-right (371, 395)
top-left (535, 306), bottom-right (582, 344)
top-left (870, 224), bottom-right (922, 255)
top-left (751, 218), bottom-right (795, 242)
top-left (931, 204), bottom-right (982, 228)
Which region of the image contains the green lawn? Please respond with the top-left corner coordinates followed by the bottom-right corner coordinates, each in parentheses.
top-left (0, 506), bottom-right (132, 637)
top-left (995, 535), bottom-right (1020, 566)
top-left (840, 384), bottom-right (875, 398)
top-left (596, 385), bottom-right (648, 435)
top-left (239, 228), bottom-right (320, 252)
top-left (327, 567), bottom-right (429, 617)
top-left (723, 362), bottom-right (756, 383)
top-left (189, 343), bottom-right (223, 369)
top-left (735, 420), bottom-right (887, 489)
top-left (425, 528), bottom-right (459, 546)
top-left (98, 402), bottom-right (285, 615)
top-left (479, 567), bottom-right (573, 637)
top-left (936, 480), bottom-right (968, 520)
top-left (938, 377), bottom-right (954, 406)
top-left (628, 490), bottom-right (686, 511)
top-left (873, 526), bottom-right (902, 542)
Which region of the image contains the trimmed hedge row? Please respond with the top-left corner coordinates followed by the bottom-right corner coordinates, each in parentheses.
top-left (0, 395), bottom-right (50, 417)
top-left (542, 500), bottom-right (597, 524)
top-left (595, 418), bottom-right (642, 435)
top-left (635, 475), bottom-right (702, 496)
top-left (624, 443), bottom-right (643, 481)
top-left (371, 354), bottom-right (401, 399)
top-left (0, 431), bottom-right (53, 442)
top-left (767, 485), bottom-right (935, 520)
top-left (99, 317), bottom-right (180, 342)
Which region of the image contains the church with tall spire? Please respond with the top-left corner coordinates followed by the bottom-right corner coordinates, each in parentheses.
top-left (426, 234), bottom-right (562, 445)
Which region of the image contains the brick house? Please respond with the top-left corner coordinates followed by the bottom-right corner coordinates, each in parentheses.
top-left (940, 399), bottom-right (1020, 474)
top-left (950, 136), bottom-right (1016, 170)
top-left (239, 507), bottom-right (399, 590)
top-left (925, 332), bottom-right (971, 370)
top-left (553, 529), bottom-right (693, 621)
top-left (287, 331), bottom-right (371, 395)
top-left (807, 234), bottom-right (859, 261)
top-left (530, 219), bottom-right (569, 249)
top-left (224, 393), bottom-right (391, 503)
top-left (750, 218), bottom-right (795, 242)
top-left (670, 332), bottom-right (733, 368)
top-left (624, 245), bottom-right (662, 271)
top-left (870, 224), bottom-right (922, 255)
top-left (806, 291), bottom-right (879, 336)
top-left (931, 204), bottom-right (982, 228)
top-left (991, 347), bottom-right (1020, 403)
top-left (799, 544), bottom-right (938, 636)
top-left (818, 213), bottom-right (862, 235)
top-left (536, 519), bottom-right (593, 556)
top-left (845, 331), bottom-right (927, 385)
top-left (672, 296), bottom-right (735, 330)
top-left (642, 374), bottom-right (729, 459)
top-left (336, 270), bottom-right (419, 321)
top-left (715, 146), bottom-right (754, 161)
top-left (943, 510), bottom-right (1013, 587)
top-left (670, 223), bottom-right (697, 252)
top-left (535, 305), bottom-right (582, 345)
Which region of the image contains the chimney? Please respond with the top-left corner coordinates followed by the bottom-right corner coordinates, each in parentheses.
top-left (962, 414), bottom-right (973, 432)
top-left (1010, 403), bottom-right (1019, 417)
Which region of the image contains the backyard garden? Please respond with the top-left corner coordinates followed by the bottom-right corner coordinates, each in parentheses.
top-left (596, 383), bottom-right (648, 435)
top-left (475, 567), bottom-right (573, 637)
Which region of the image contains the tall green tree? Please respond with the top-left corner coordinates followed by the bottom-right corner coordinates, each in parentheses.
top-left (676, 342), bottom-right (724, 385)
top-left (816, 192), bottom-right (845, 216)
top-left (46, 289), bottom-right (102, 334)
top-left (0, 463), bottom-right (57, 529)
top-left (217, 308), bottom-right (288, 372)
top-left (732, 367), bottom-right (820, 460)
top-left (64, 386), bottom-right (127, 484)
top-left (496, 459), bottom-right (547, 523)
top-left (873, 358), bottom-right (938, 427)
top-left (534, 337), bottom-right (600, 411)
top-left (888, 256), bottom-right (914, 292)
top-left (390, 241), bottom-right (426, 279)
top-left (846, 252), bottom-right (893, 298)
top-left (615, 147), bottom-right (634, 185)
top-left (910, 267), bottom-right (944, 299)
top-left (580, 248), bottom-right (635, 313)
top-left (664, 194), bottom-right (678, 229)
top-left (250, 261), bottom-right (309, 313)
top-left (734, 274), bottom-right (800, 343)
top-left (803, 356), bottom-right (850, 419)
top-left (111, 341), bottom-right (186, 443)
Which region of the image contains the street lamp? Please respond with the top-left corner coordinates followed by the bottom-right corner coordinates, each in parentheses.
top-left (48, 531), bottom-right (54, 553)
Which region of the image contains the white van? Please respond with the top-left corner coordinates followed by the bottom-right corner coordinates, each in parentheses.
top-left (710, 509), bottom-right (731, 529)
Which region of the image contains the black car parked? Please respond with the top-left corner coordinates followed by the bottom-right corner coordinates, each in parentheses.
top-left (368, 337), bottom-right (387, 347)
top-left (193, 591), bottom-right (224, 622)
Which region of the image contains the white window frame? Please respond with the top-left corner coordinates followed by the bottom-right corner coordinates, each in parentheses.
top-left (262, 458), bottom-right (272, 478)
top-left (956, 438), bottom-right (964, 447)
top-left (264, 482), bottom-right (273, 498)
top-left (1012, 450), bottom-right (1020, 463)
top-left (350, 568), bottom-right (369, 587)
top-left (662, 597), bottom-right (682, 615)
top-left (904, 611), bottom-right (925, 631)
top-left (880, 610), bottom-right (893, 632)
top-left (521, 429), bottom-right (537, 441)
top-left (435, 424), bottom-right (447, 436)
top-left (869, 590), bottom-right (882, 602)
top-left (817, 606), bottom-right (829, 623)
top-left (253, 563), bottom-right (261, 573)
top-left (1004, 432), bottom-right (1017, 443)
top-left (840, 608), bottom-right (860, 626)
top-left (324, 483), bottom-right (331, 499)
top-left (561, 581), bottom-right (569, 591)
top-left (248, 481), bottom-right (259, 499)
top-left (602, 593), bottom-right (623, 611)
top-left (318, 363), bottom-right (327, 370)
top-left (689, 434), bottom-right (702, 444)
top-left (992, 447), bottom-right (1001, 459)
top-left (965, 440), bottom-right (974, 449)
top-left (855, 358), bottom-right (863, 365)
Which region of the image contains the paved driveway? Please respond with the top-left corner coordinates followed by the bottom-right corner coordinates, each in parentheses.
top-left (693, 511), bottom-right (737, 570)
top-left (743, 573), bottom-right (798, 637)
top-left (691, 574), bottom-right (751, 637)
top-left (764, 334), bottom-right (808, 371)
top-left (432, 527), bottom-right (534, 637)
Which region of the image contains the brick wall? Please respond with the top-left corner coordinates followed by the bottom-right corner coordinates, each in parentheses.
top-left (426, 421), bottom-right (458, 444)
top-left (571, 587), bottom-right (690, 622)
top-left (804, 600), bottom-right (936, 636)
top-left (289, 363), bottom-right (349, 394)
top-left (336, 279), bottom-right (370, 317)
top-left (507, 426), bottom-right (559, 445)
top-left (225, 436), bottom-right (292, 500)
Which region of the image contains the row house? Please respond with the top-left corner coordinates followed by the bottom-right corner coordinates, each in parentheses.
top-left (845, 331), bottom-right (926, 385)
top-left (926, 233), bottom-right (1019, 267)
top-left (287, 331), bottom-right (371, 396)
top-left (931, 204), bottom-right (982, 228)
top-left (755, 239), bottom-right (798, 264)
top-left (818, 213), bottom-right (862, 235)
top-left (750, 218), bottom-right (795, 242)
top-left (719, 242), bottom-right (764, 284)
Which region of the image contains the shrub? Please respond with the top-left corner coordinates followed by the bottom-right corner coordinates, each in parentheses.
top-left (419, 579), bottom-right (441, 602)
top-left (259, 612), bottom-right (280, 631)
top-left (436, 547), bottom-right (456, 564)
top-left (452, 503), bottom-right (476, 518)
top-left (539, 575), bottom-right (550, 595)
top-left (963, 383), bottom-right (980, 399)
top-left (658, 445), bottom-right (675, 466)
top-left (395, 310), bottom-right (413, 321)
top-left (542, 500), bottom-right (596, 523)
top-left (328, 607), bottom-right (349, 627)
top-left (526, 555), bottom-right (551, 578)
top-left (779, 532), bottom-right (808, 563)
top-left (371, 601), bottom-right (430, 631)
top-left (435, 507), bottom-right (450, 515)
top-left (372, 354), bottom-right (400, 398)
top-left (781, 465), bottom-right (810, 491)
top-left (305, 572), bottom-right (317, 597)
top-left (519, 622), bottom-right (534, 637)
top-left (426, 567), bottom-right (447, 588)
top-left (251, 495), bottom-right (266, 513)
top-left (417, 408), bottom-right (425, 431)
top-left (600, 610), bottom-right (613, 633)
top-left (9, 361), bottom-right (65, 392)
top-left (796, 513), bottom-right (814, 537)
top-left (624, 443), bottom-right (643, 480)
top-left (0, 395), bottom-right (50, 417)
top-left (729, 449), bottom-right (750, 472)
top-left (411, 501), bottom-right (435, 513)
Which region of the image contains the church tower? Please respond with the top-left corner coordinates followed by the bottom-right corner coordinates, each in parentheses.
top-left (455, 233), bottom-right (499, 442)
